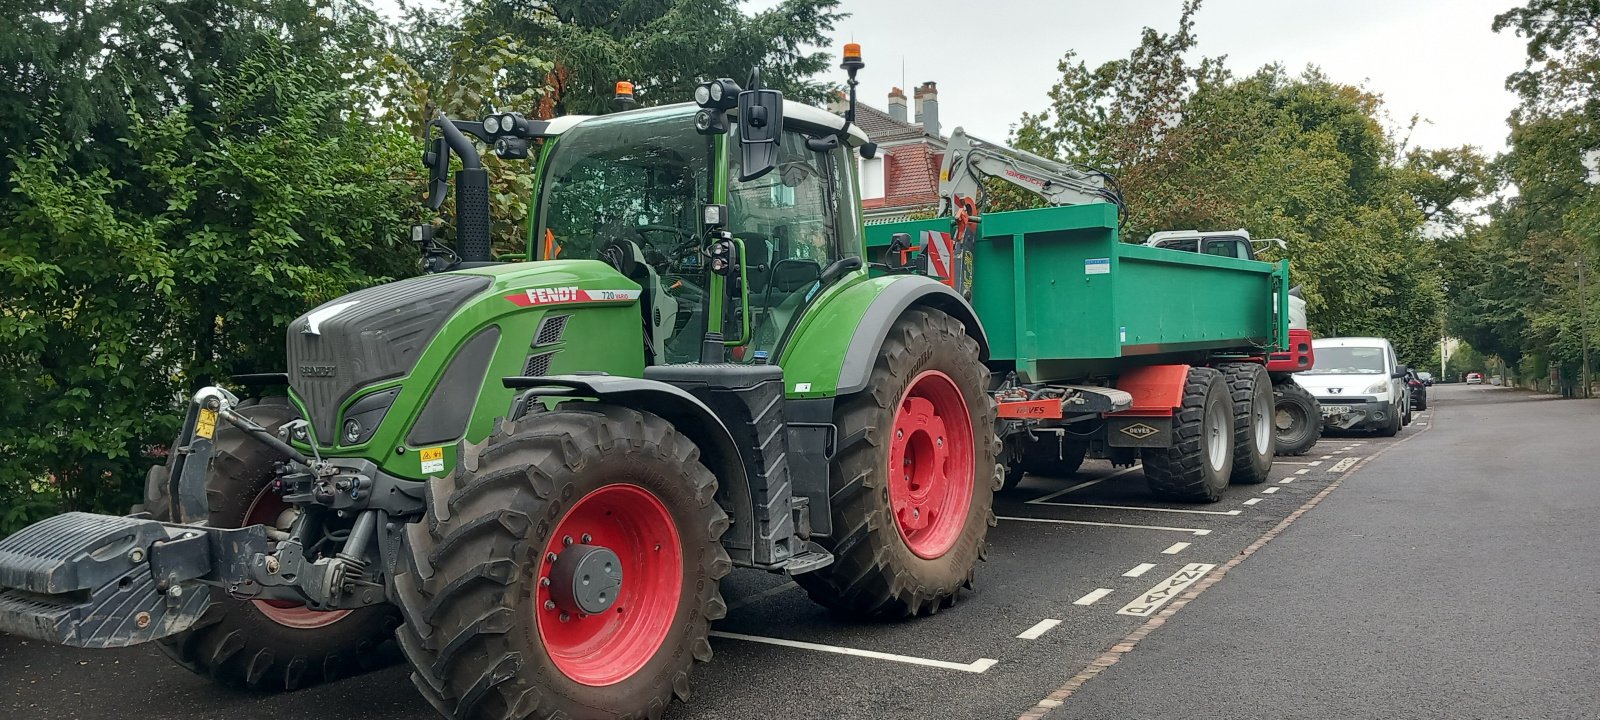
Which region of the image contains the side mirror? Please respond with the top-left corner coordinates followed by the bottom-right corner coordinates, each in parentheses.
top-left (737, 88), bottom-right (784, 181)
top-left (1393, 365), bottom-right (1408, 379)
top-left (883, 232), bottom-right (927, 273)
top-left (423, 134), bottom-right (450, 211)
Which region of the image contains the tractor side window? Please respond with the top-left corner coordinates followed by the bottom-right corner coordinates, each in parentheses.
top-left (728, 129), bottom-right (840, 361)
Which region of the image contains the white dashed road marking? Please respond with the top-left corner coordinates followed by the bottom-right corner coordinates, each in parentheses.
top-left (1262, 487), bottom-right (1279, 494)
top-left (1116, 563), bottom-right (1216, 617)
top-left (1279, 477), bottom-right (1294, 484)
top-left (1123, 563), bottom-right (1157, 578)
top-left (1308, 461), bottom-right (1323, 467)
top-left (1162, 542), bottom-right (1191, 554)
top-left (710, 632), bottom-right (999, 673)
top-left (1295, 468), bottom-right (1310, 475)
top-left (1016, 619), bottom-right (1061, 640)
top-left (998, 516), bottom-right (1212, 535)
top-left (1243, 498), bottom-right (1262, 505)
top-left (1073, 588), bottom-right (1115, 606)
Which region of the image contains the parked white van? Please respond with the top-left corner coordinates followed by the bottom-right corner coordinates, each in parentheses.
top-left (1291, 337), bottom-right (1411, 436)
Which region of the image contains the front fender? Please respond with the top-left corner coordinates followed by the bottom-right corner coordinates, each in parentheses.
top-left (501, 375), bottom-right (755, 566)
top-left (777, 273), bottom-right (989, 398)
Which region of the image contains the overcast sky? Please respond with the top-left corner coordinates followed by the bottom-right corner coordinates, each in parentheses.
top-left (818, 0), bottom-right (1529, 155)
top-left (381, 0), bottom-right (1532, 155)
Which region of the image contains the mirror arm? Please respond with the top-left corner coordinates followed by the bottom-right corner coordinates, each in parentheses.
top-left (433, 115), bottom-right (482, 170)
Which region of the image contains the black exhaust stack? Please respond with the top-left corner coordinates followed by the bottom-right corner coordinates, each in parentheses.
top-left (426, 115), bottom-right (495, 264)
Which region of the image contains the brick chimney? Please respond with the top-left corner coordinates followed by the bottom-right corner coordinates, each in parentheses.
top-left (913, 81), bottom-right (939, 136)
top-left (887, 86), bottom-right (908, 123)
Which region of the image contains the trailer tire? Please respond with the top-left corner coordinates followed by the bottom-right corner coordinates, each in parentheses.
top-left (1141, 367), bottom-right (1233, 502)
top-left (142, 398), bottom-right (400, 691)
top-left (796, 307), bottom-right (999, 618)
top-left (1271, 380), bottom-right (1321, 456)
top-left (393, 405), bottom-right (730, 720)
top-left (1219, 363), bottom-right (1274, 484)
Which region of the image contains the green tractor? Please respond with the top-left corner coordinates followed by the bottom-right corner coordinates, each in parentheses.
top-left (0, 51), bottom-right (1000, 718)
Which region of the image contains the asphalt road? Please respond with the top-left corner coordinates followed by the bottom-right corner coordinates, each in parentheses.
top-left (3, 384), bottom-right (1586, 720)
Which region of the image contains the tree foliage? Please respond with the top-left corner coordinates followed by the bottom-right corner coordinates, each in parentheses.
top-left (1439, 0), bottom-right (1600, 392)
top-left (0, 1), bottom-right (421, 534)
top-left (1007, 1), bottom-right (1477, 365)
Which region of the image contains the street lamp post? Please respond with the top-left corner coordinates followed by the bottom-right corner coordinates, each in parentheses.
top-left (1581, 259), bottom-right (1591, 398)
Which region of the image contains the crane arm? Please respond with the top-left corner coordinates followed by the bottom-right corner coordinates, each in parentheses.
top-left (936, 126), bottom-right (1125, 219)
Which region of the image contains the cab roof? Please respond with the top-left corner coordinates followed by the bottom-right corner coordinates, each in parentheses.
top-left (546, 101), bottom-right (872, 148)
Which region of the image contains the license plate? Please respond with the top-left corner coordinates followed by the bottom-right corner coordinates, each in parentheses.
top-left (1321, 405), bottom-right (1351, 416)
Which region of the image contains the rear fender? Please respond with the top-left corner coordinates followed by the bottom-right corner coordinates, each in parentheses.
top-left (779, 273), bottom-right (989, 398)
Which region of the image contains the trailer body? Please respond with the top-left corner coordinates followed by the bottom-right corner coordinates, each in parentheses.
top-left (866, 203), bottom-right (1290, 383)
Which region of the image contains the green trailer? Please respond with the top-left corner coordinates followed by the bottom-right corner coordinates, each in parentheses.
top-left (867, 202), bottom-right (1288, 499)
top-left (0, 47), bottom-right (1287, 720)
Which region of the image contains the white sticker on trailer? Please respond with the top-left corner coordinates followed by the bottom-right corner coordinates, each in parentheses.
top-left (1085, 257), bottom-right (1111, 275)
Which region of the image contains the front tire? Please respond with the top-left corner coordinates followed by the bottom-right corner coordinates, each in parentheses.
top-left (393, 405), bottom-right (730, 720)
top-left (796, 307), bottom-right (999, 618)
top-left (1219, 363), bottom-right (1274, 484)
top-left (143, 398), bottom-right (400, 691)
top-left (1142, 367), bottom-right (1233, 502)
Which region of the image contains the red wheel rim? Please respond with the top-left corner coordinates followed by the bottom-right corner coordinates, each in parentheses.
top-left (887, 370), bottom-right (976, 559)
top-left (244, 489), bottom-right (352, 629)
top-left (535, 484), bottom-right (683, 686)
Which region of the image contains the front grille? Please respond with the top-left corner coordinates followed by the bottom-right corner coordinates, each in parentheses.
top-left (523, 351), bottom-right (557, 377)
top-left (534, 314), bottom-right (569, 346)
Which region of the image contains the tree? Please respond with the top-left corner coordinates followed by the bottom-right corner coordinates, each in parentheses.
top-left (0, 1), bottom-right (420, 534)
top-left (1008, 2), bottom-right (1465, 363)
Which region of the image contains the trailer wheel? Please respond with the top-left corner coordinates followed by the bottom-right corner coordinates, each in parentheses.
top-left (797, 307), bottom-right (999, 618)
top-left (142, 398), bottom-right (400, 690)
top-left (1141, 367), bottom-right (1233, 502)
top-left (1271, 379), bottom-right (1321, 456)
top-left (393, 405), bottom-right (729, 720)
top-left (1219, 363), bottom-right (1274, 484)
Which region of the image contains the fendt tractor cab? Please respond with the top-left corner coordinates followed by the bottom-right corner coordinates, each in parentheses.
top-left (0, 46), bottom-right (1001, 719)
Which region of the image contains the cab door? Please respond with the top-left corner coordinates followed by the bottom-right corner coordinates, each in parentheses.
top-left (726, 127), bottom-right (855, 362)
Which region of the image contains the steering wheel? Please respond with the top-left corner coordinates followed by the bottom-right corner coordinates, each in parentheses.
top-left (634, 225), bottom-right (699, 273)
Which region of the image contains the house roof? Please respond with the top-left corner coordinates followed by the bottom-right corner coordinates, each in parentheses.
top-left (853, 103), bottom-right (933, 144)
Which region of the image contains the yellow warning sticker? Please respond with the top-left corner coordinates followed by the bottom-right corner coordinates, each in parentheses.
top-left (420, 446), bottom-right (445, 474)
top-left (195, 408), bottom-right (217, 440)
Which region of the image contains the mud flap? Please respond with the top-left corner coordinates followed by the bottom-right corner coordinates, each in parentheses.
top-left (0, 513), bottom-right (227, 648)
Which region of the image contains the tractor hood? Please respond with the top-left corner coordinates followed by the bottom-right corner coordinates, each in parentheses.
top-left (287, 273), bottom-right (492, 444)
top-left (285, 260), bottom-right (647, 452)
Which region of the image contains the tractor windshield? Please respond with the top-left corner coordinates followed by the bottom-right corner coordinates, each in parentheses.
top-left (536, 106), bottom-right (708, 263)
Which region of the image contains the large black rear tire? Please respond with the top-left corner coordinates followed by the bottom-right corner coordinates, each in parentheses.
top-left (1142, 367), bottom-right (1233, 503)
top-left (796, 307), bottom-right (1000, 618)
top-left (143, 398), bottom-right (400, 691)
top-left (1271, 379), bottom-right (1321, 456)
top-left (393, 405), bottom-right (730, 720)
top-left (1219, 363), bottom-right (1274, 484)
